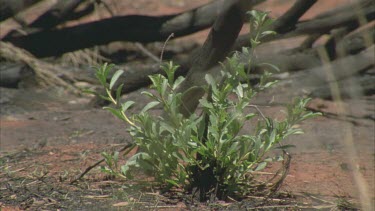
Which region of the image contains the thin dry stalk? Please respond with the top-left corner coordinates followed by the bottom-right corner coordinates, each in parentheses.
top-left (267, 151), bottom-right (291, 194)
top-left (61, 48), bottom-right (110, 67)
top-left (317, 46), bottom-right (373, 211)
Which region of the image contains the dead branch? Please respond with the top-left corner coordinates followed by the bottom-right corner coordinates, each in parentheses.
top-left (31, 0), bottom-right (90, 29)
top-left (271, 0), bottom-right (318, 33)
top-left (88, 24), bottom-right (373, 107)
top-left (234, 0), bottom-right (318, 50)
top-left (235, 0), bottom-right (374, 49)
top-left (0, 0), bottom-right (42, 22)
top-left (3, 0), bottom-right (264, 57)
top-left (3, 0), bottom-right (94, 40)
top-left (292, 4), bottom-right (374, 35)
top-left (290, 45), bottom-right (374, 98)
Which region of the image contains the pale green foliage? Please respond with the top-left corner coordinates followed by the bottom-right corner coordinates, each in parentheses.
top-left (91, 10), bottom-right (320, 197)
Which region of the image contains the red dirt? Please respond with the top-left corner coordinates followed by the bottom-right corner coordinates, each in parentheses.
top-left (1, 0), bottom-right (374, 210)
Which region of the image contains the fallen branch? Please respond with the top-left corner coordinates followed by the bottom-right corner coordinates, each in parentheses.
top-left (235, 0), bottom-right (374, 49)
top-left (3, 0), bottom-right (264, 57)
top-left (292, 45), bottom-right (374, 89)
top-left (0, 0), bottom-right (42, 22)
top-left (87, 24), bottom-right (373, 106)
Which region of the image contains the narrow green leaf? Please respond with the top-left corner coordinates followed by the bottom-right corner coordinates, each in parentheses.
top-left (95, 72), bottom-right (107, 87)
top-left (258, 62), bottom-right (280, 72)
top-left (166, 179), bottom-right (180, 187)
top-left (113, 151), bottom-right (119, 162)
top-left (116, 83), bottom-right (124, 102)
top-left (104, 107), bottom-right (125, 121)
top-left (160, 78), bottom-right (168, 96)
top-left (199, 98), bottom-right (213, 109)
top-left (110, 69), bottom-right (124, 90)
top-left (141, 101), bottom-right (160, 113)
top-left (235, 84), bottom-right (244, 98)
top-left (82, 89), bottom-right (96, 95)
top-left (122, 101), bottom-right (135, 112)
top-left (149, 74), bottom-right (163, 90)
top-left (99, 94), bottom-right (112, 102)
top-left (172, 76), bottom-right (185, 90)
top-left (255, 162), bottom-right (267, 171)
top-left (245, 113), bottom-right (256, 120)
top-left (141, 91), bottom-right (159, 101)
top-left (260, 31), bottom-right (276, 38)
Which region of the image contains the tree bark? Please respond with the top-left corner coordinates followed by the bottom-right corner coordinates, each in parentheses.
top-left (175, 0), bottom-right (258, 117)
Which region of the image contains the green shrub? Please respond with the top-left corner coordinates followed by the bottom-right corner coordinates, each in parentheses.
top-left (90, 10), bottom-right (320, 201)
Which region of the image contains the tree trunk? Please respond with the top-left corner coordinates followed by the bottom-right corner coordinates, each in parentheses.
top-left (173, 0), bottom-right (258, 201)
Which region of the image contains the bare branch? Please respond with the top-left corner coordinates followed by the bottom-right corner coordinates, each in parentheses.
top-left (3, 0), bottom-right (263, 57)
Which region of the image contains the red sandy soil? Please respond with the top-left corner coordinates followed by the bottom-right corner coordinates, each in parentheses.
top-left (1, 0), bottom-right (374, 210)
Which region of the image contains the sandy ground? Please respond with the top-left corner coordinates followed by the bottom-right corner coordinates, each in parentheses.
top-left (1, 0), bottom-right (374, 210)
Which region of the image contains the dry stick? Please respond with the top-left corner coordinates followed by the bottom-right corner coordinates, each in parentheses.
top-left (299, 33), bottom-right (321, 50)
top-left (135, 43), bottom-right (160, 63)
top-left (70, 143), bottom-right (134, 184)
top-left (271, 0), bottom-right (318, 33)
top-left (235, 0), bottom-right (373, 50)
top-left (159, 33), bottom-right (175, 64)
top-left (96, 0), bottom-right (115, 17)
top-left (3, 0), bottom-right (235, 57)
top-left (246, 205), bottom-right (300, 210)
top-left (317, 47), bottom-right (373, 211)
top-left (268, 151), bottom-right (291, 194)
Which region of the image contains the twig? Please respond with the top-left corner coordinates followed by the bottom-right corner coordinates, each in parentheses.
top-left (246, 195), bottom-right (284, 202)
top-left (317, 46), bottom-right (373, 211)
top-left (145, 205), bottom-right (179, 208)
top-left (95, 0), bottom-right (115, 16)
top-left (302, 192), bottom-right (335, 205)
top-left (299, 33), bottom-right (321, 49)
top-left (135, 42), bottom-right (160, 63)
top-left (160, 33), bottom-right (174, 64)
top-left (306, 106), bottom-right (370, 125)
top-left (248, 105), bottom-right (267, 122)
top-left (251, 171), bottom-right (294, 177)
top-left (246, 205), bottom-right (299, 210)
top-left (268, 150), bottom-right (291, 194)
top-left (70, 143), bottom-right (134, 184)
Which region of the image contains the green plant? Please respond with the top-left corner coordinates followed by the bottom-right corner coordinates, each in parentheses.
top-left (90, 10), bottom-right (320, 201)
